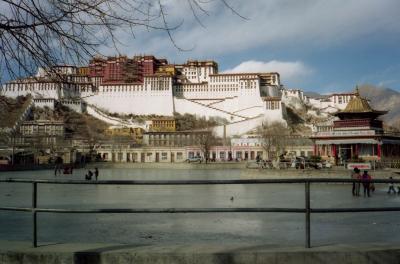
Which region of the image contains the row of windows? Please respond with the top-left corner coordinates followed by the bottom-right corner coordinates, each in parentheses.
top-left (211, 84), bottom-right (239, 88)
top-left (188, 151), bottom-right (264, 160)
top-left (66, 76), bottom-right (91, 83)
top-left (265, 101), bottom-right (281, 110)
top-left (148, 141), bottom-right (193, 147)
top-left (3, 83), bottom-right (91, 92)
top-left (210, 75), bottom-right (256, 83)
top-left (144, 77), bottom-right (170, 84)
top-left (175, 88), bottom-right (239, 93)
top-left (147, 134), bottom-right (196, 139)
top-left (102, 152), bottom-right (184, 162)
top-left (102, 87), bottom-right (145, 92)
top-left (149, 81), bottom-right (170, 90)
top-left (151, 122), bottom-right (175, 126)
top-left (335, 95), bottom-right (353, 104)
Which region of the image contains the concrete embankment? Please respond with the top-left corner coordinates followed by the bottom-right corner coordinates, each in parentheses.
top-left (241, 168), bottom-right (398, 179)
top-left (2, 241), bottom-right (400, 264)
top-left (92, 161), bottom-right (247, 170)
top-left (92, 162), bottom-right (398, 179)
top-left (2, 161), bottom-right (398, 179)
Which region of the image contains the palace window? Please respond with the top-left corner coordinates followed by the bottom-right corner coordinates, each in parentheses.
top-left (176, 152), bottom-right (183, 160)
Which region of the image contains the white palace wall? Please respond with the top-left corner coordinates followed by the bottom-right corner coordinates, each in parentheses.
top-left (86, 77), bottom-right (174, 115)
top-left (264, 108), bottom-right (286, 124)
top-left (173, 98), bottom-right (244, 122)
top-left (2, 82), bottom-right (60, 99)
top-left (87, 90), bottom-right (174, 115)
top-left (213, 115), bottom-right (265, 138)
top-left (1, 81), bottom-right (95, 100)
top-left (172, 78), bottom-right (266, 120)
top-left (1, 67), bottom-right (288, 135)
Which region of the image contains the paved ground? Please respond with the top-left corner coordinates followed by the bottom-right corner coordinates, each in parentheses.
top-left (1, 168), bottom-right (400, 248)
top-left (2, 240), bottom-right (400, 264)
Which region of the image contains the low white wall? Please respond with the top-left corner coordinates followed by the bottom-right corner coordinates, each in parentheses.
top-left (60, 100), bottom-right (84, 113)
top-left (33, 99), bottom-right (55, 109)
top-left (86, 105), bottom-right (125, 125)
top-left (213, 115), bottom-right (264, 137)
top-left (86, 91), bottom-right (174, 115)
top-left (264, 109), bottom-right (286, 124)
top-left (173, 98), bottom-right (245, 122)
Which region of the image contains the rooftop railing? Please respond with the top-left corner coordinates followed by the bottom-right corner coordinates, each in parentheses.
top-left (1, 178), bottom-right (400, 248)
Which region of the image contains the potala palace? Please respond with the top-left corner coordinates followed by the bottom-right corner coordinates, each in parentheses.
top-left (0, 55), bottom-right (355, 136)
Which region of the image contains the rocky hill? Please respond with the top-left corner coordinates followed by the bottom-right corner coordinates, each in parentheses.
top-left (303, 85), bottom-right (400, 129)
top-left (29, 104), bottom-right (110, 139)
top-left (0, 95), bottom-right (31, 129)
top-left (357, 85), bottom-right (400, 128)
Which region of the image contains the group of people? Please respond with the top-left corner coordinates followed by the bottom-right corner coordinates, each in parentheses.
top-left (351, 167), bottom-right (400, 197)
top-left (54, 165), bottom-right (73, 176)
top-left (351, 168), bottom-right (374, 197)
top-left (85, 168), bottom-right (99, 180)
top-left (387, 176), bottom-right (400, 194)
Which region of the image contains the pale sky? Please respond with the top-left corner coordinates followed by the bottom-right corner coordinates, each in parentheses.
top-left (99, 0), bottom-right (400, 93)
top-left (2, 0), bottom-right (399, 94)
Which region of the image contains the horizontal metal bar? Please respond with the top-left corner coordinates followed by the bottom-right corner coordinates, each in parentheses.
top-left (2, 178), bottom-right (400, 185)
top-left (0, 178), bottom-right (309, 184)
top-left (0, 206), bottom-right (32, 212)
top-left (34, 207), bottom-right (306, 214)
top-left (0, 207), bottom-right (305, 213)
top-left (312, 207), bottom-right (400, 213)
top-left (3, 206), bottom-right (400, 214)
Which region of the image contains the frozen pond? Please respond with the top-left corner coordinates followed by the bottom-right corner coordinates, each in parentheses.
top-left (1, 168), bottom-right (400, 247)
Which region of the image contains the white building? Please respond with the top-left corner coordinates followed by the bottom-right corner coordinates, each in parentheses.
top-left (307, 92), bottom-right (355, 112)
top-left (1, 59), bottom-right (286, 136)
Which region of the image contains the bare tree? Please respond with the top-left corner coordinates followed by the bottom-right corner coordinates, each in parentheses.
top-left (197, 129), bottom-right (218, 164)
top-left (0, 0), bottom-right (243, 80)
top-left (390, 119), bottom-right (400, 132)
top-left (258, 121), bottom-right (290, 162)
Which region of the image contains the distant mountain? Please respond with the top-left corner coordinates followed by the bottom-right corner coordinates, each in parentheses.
top-left (358, 85), bottom-right (400, 127)
top-left (303, 86), bottom-right (400, 127)
top-left (303, 91), bottom-right (322, 98)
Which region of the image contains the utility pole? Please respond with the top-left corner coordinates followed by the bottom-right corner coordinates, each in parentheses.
top-left (11, 131), bottom-right (15, 166)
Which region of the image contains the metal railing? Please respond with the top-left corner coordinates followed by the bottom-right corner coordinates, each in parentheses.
top-left (378, 160), bottom-right (400, 169)
top-left (1, 178), bottom-right (400, 248)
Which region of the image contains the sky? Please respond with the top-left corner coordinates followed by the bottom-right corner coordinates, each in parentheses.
top-left (98, 0), bottom-right (400, 94)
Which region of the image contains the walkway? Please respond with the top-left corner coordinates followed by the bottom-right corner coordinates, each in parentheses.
top-left (1, 240), bottom-right (400, 264)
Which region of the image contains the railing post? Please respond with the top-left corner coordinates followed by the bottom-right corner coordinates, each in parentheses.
top-left (32, 182), bottom-right (37, 248)
top-left (305, 181), bottom-right (311, 248)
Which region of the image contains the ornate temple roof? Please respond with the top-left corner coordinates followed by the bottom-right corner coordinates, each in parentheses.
top-left (342, 87), bottom-right (373, 113)
top-left (334, 87), bottom-right (387, 119)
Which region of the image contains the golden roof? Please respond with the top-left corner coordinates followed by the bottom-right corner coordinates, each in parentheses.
top-left (342, 87), bottom-right (373, 113)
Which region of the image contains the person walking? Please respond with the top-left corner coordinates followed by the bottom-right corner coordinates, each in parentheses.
top-left (362, 170), bottom-right (372, 197)
top-left (94, 167), bottom-right (99, 181)
top-left (388, 177), bottom-right (396, 194)
top-left (351, 167), bottom-right (361, 196)
top-left (88, 170), bottom-right (93, 180)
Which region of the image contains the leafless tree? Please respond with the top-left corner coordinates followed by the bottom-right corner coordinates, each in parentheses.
top-left (258, 121), bottom-right (290, 162)
top-left (0, 0), bottom-right (243, 80)
top-left (390, 120), bottom-right (400, 133)
top-left (197, 129), bottom-right (218, 164)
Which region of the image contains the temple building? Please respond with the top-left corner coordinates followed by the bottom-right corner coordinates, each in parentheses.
top-left (311, 88), bottom-right (400, 164)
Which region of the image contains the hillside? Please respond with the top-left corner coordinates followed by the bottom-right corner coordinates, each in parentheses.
top-left (304, 85), bottom-right (400, 128)
top-left (30, 104), bottom-right (110, 140)
top-left (0, 95), bottom-right (31, 128)
top-left (358, 85), bottom-right (400, 128)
